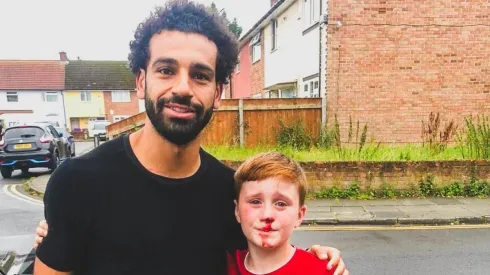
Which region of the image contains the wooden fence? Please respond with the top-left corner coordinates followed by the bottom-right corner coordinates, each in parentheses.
top-left (107, 98), bottom-right (327, 147)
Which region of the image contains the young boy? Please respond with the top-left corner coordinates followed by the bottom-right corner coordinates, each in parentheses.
top-left (227, 152), bottom-right (337, 275)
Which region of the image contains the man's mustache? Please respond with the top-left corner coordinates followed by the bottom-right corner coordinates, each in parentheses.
top-left (156, 95), bottom-right (203, 114)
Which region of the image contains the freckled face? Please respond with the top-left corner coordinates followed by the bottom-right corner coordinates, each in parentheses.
top-left (235, 178), bottom-right (306, 249)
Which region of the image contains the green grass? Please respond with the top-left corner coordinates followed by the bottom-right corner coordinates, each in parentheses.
top-left (203, 144), bottom-right (469, 162)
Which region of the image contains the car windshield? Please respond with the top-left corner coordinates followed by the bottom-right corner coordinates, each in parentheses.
top-left (93, 124), bottom-right (107, 130)
top-left (4, 127), bottom-right (44, 139)
top-left (55, 128), bottom-right (69, 136)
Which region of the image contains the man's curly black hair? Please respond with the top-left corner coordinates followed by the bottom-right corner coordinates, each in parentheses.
top-left (128, 0), bottom-right (238, 85)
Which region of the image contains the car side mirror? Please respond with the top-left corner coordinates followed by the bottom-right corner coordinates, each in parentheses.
top-left (59, 133), bottom-right (63, 137)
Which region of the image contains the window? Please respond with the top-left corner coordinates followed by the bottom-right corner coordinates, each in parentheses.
top-left (272, 19), bottom-right (278, 51)
top-left (304, 84), bottom-right (308, 92)
top-left (45, 92), bottom-right (58, 102)
top-left (303, 0), bottom-right (319, 28)
top-left (6, 92), bottom-right (18, 102)
top-left (315, 81), bottom-right (319, 89)
top-left (250, 32), bottom-right (261, 63)
top-left (81, 91), bottom-right (92, 102)
top-left (49, 126), bottom-right (61, 137)
top-left (112, 91), bottom-right (131, 102)
top-left (113, 115), bottom-right (130, 122)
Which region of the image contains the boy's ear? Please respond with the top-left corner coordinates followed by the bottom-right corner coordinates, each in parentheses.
top-left (234, 199), bottom-right (241, 223)
top-left (295, 205), bottom-right (307, 228)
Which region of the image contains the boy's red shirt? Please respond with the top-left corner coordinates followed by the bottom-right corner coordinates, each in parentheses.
top-left (227, 248), bottom-right (336, 275)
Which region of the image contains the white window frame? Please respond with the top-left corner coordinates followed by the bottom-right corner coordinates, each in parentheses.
top-left (251, 32), bottom-right (261, 64)
top-left (111, 91), bottom-right (131, 103)
top-left (6, 92), bottom-right (18, 102)
top-left (303, 0), bottom-right (319, 29)
top-left (272, 19), bottom-right (279, 51)
top-left (81, 91), bottom-right (92, 102)
top-left (45, 92), bottom-right (59, 102)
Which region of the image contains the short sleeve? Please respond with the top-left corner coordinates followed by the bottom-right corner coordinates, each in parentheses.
top-left (35, 158), bottom-right (92, 272)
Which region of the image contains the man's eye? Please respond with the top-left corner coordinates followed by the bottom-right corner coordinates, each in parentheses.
top-left (194, 73), bottom-right (210, 81)
top-left (159, 68), bottom-right (173, 75)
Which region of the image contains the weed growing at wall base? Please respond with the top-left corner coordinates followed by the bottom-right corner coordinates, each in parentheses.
top-left (311, 175), bottom-right (490, 200)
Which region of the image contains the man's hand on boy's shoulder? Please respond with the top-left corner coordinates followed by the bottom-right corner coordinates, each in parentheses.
top-left (307, 245), bottom-right (349, 275)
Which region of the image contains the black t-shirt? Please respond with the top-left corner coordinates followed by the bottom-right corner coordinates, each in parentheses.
top-left (36, 134), bottom-right (247, 275)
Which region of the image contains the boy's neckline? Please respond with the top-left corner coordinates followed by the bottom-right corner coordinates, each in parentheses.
top-left (244, 245), bottom-right (297, 274)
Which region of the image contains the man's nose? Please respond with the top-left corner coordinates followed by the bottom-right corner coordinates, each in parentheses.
top-left (172, 72), bottom-right (193, 97)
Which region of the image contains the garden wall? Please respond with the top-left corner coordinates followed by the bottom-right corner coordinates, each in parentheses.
top-left (221, 160), bottom-right (490, 192)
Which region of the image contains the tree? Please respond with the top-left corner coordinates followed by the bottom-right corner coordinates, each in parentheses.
top-left (228, 18), bottom-right (243, 38)
top-left (207, 2), bottom-right (243, 38)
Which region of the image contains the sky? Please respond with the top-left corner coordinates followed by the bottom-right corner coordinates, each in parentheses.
top-left (0, 0), bottom-right (270, 60)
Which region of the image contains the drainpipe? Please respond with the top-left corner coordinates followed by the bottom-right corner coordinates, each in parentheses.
top-left (318, 0), bottom-right (323, 98)
top-left (61, 90), bottom-right (68, 128)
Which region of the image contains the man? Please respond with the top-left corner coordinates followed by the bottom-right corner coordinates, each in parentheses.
top-left (33, 1), bottom-right (348, 274)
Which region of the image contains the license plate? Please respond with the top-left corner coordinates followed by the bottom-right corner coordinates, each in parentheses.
top-left (14, 143), bottom-right (32, 149)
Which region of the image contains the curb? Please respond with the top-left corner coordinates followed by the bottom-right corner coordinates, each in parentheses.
top-left (302, 216), bottom-right (489, 226)
top-left (27, 145), bottom-right (94, 195)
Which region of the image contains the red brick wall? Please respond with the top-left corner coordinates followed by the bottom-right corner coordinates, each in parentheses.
top-left (231, 40), bottom-right (253, 98)
top-left (326, 0), bottom-right (490, 143)
top-left (103, 91), bottom-right (140, 123)
top-left (251, 31), bottom-right (265, 98)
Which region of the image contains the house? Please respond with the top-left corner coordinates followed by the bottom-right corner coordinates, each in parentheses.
top-left (64, 58), bottom-right (141, 131)
top-left (324, 0), bottom-right (490, 143)
top-left (0, 56), bottom-right (66, 128)
top-left (232, 0), bottom-right (325, 99)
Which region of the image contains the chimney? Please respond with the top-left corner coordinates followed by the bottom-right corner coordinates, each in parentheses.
top-left (59, 51), bottom-right (69, 62)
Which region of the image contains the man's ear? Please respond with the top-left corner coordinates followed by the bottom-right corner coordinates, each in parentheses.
top-left (295, 205), bottom-right (307, 228)
top-left (213, 83), bottom-right (223, 109)
top-left (136, 69), bottom-right (146, 100)
top-left (234, 199), bottom-right (241, 223)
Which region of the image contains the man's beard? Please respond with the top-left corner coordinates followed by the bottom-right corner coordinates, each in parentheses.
top-left (145, 89), bottom-right (214, 146)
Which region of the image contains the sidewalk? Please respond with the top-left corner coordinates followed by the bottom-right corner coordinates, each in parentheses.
top-left (303, 198), bottom-right (490, 226)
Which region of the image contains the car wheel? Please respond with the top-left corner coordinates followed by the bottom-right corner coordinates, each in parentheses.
top-left (1, 167), bottom-right (13, 178)
top-left (21, 167), bottom-right (29, 175)
top-left (50, 152), bottom-right (60, 171)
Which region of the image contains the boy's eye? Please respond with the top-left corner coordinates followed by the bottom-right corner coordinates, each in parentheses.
top-left (249, 199), bottom-right (261, 205)
top-left (276, 201), bottom-right (288, 207)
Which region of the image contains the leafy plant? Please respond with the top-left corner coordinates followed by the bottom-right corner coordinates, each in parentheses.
top-left (275, 117), bottom-right (313, 150)
top-left (457, 114), bottom-right (490, 160)
top-left (419, 174), bottom-right (438, 197)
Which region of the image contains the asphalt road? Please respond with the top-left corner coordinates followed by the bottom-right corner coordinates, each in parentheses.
top-left (0, 142), bottom-right (93, 254)
top-left (292, 227), bottom-right (490, 275)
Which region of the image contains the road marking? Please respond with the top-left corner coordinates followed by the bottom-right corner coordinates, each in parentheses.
top-left (296, 224), bottom-right (490, 231)
top-left (2, 184), bottom-right (43, 207)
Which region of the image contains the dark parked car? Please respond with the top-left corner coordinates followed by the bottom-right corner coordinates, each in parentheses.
top-left (55, 127), bottom-right (76, 157)
top-left (0, 123), bottom-right (71, 178)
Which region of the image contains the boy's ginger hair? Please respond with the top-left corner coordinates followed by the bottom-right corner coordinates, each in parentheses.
top-left (234, 152), bottom-right (307, 206)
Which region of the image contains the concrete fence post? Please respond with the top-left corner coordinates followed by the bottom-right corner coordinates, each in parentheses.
top-left (321, 97), bottom-right (327, 130)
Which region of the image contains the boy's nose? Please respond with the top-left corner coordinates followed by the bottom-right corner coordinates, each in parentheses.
top-left (260, 205), bottom-right (275, 221)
